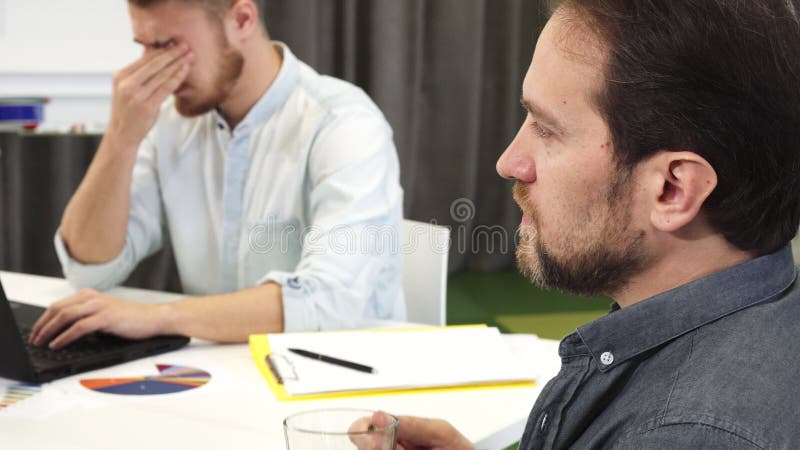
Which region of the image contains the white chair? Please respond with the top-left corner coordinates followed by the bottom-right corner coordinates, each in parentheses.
top-left (401, 219), bottom-right (450, 326)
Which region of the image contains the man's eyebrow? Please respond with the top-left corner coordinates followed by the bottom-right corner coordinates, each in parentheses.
top-left (520, 97), bottom-right (566, 134)
top-left (132, 38), bottom-right (174, 49)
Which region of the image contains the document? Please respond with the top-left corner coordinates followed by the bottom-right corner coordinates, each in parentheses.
top-left (250, 326), bottom-right (536, 398)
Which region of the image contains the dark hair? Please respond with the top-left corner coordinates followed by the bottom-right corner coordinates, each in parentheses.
top-left (551, 0), bottom-right (800, 255)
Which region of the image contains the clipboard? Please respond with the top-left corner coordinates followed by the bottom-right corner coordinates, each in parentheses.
top-left (248, 325), bottom-right (537, 402)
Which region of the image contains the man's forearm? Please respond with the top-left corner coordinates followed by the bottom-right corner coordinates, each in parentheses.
top-left (159, 282), bottom-right (285, 341)
top-left (60, 134), bottom-right (139, 264)
top-left (61, 44), bottom-right (193, 265)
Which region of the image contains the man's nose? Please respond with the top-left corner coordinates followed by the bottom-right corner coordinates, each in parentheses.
top-left (496, 131), bottom-right (536, 183)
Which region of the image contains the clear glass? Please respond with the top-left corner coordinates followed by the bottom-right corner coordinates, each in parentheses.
top-left (283, 408), bottom-right (398, 450)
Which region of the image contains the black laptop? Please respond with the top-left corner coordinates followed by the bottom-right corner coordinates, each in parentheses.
top-left (0, 279), bottom-right (190, 383)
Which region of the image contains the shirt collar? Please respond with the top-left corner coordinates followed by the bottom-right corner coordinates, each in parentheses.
top-left (212, 41), bottom-right (299, 134)
top-left (574, 245), bottom-right (797, 372)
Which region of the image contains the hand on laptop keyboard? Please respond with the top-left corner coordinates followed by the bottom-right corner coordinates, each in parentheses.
top-left (23, 328), bottom-right (133, 362)
top-left (27, 289), bottom-right (173, 349)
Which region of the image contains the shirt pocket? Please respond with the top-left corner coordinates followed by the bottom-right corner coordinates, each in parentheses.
top-left (244, 218), bottom-right (303, 285)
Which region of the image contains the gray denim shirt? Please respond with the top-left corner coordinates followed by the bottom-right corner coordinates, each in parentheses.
top-left (519, 246), bottom-right (800, 449)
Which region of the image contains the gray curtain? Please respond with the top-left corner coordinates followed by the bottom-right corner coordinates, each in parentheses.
top-left (0, 1), bottom-right (545, 291)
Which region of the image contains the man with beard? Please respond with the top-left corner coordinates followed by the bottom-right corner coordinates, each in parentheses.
top-left (360, 0), bottom-right (800, 448)
top-left (29, 0), bottom-right (405, 348)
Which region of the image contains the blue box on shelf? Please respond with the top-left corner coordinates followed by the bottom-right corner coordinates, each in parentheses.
top-left (0, 98), bottom-right (48, 131)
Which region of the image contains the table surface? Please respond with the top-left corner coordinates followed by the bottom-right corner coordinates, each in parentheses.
top-left (0, 271), bottom-right (561, 450)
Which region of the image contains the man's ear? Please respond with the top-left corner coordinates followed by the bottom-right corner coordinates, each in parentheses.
top-left (645, 151), bottom-right (717, 232)
top-left (225, 0), bottom-right (261, 44)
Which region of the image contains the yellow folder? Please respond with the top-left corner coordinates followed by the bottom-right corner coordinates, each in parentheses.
top-left (248, 325), bottom-right (536, 402)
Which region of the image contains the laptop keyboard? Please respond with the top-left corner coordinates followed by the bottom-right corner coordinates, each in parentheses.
top-left (21, 329), bottom-right (133, 363)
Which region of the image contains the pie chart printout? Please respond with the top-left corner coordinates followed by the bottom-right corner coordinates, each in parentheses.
top-left (80, 365), bottom-right (211, 395)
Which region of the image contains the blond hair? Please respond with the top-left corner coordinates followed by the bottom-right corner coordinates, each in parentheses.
top-left (128, 0), bottom-right (265, 24)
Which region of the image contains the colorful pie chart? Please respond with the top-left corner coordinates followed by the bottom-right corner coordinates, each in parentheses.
top-left (80, 364), bottom-right (211, 395)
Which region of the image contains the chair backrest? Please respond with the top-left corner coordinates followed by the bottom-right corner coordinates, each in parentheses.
top-left (401, 219), bottom-right (450, 326)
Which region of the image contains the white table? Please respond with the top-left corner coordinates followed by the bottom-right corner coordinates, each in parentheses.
top-left (0, 271), bottom-right (561, 450)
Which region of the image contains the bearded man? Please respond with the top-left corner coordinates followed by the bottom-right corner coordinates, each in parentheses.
top-left (30, 0), bottom-right (405, 348)
top-left (364, 0), bottom-right (800, 448)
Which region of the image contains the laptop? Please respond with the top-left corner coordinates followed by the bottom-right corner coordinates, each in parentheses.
top-left (0, 279), bottom-right (190, 383)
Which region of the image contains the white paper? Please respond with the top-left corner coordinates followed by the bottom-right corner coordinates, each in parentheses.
top-left (0, 379), bottom-right (90, 420)
top-left (0, 342), bottom-right (248, 420)
top-left (266, 327), bottom-right (536, 396)
top-left (502, 333), bottom-right (561, 382)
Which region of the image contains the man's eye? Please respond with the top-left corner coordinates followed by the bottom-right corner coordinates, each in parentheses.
top-left (152, 39), bottom-right (175, 50)
top-left (531, 121), bottom-right (553, 139)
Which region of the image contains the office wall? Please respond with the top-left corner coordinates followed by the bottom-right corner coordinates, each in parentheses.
top-left (0, 0), bottom-right (138, 127)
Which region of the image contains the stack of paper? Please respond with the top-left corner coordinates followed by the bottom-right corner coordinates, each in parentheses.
top-left (249, 326), bottom-right (536, 400)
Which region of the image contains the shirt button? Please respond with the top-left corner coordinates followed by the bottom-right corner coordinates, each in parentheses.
top-left (217, 122), bottom-right (225, 130)
top-left (600, 351), bottom-right (614, 365)
top-left (287, 276), bottom-right (301, 289)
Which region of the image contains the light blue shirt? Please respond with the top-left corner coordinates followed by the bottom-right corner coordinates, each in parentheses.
top-left (55, 44), bottom-right (406, 331)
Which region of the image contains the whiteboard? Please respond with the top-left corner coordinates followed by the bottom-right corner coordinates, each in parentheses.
top-left (0, 0), bottom-right (140, 74)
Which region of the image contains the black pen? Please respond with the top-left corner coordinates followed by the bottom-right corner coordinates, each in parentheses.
top-left (288, 348), bottom-right (375, 374)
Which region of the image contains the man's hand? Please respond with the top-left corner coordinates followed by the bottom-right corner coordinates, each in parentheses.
top-left (28, 289), bottom-right (173, 349)
top-left (107, 42), bottom-right (193, 148)
top-left (352, 411), bottom-right (475, 450)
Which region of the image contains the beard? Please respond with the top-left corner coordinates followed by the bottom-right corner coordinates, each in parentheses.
top-left (513, 171), bottom-right (647, 298)
top-left (175, 33), bottom-right (244, 117)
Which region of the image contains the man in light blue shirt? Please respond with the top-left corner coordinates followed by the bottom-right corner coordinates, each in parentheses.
top-left (29, 0), bottom-right (404, 348)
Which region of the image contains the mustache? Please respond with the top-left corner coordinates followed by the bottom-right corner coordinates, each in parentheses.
top-left (512, 182), bottom-right (536, 220)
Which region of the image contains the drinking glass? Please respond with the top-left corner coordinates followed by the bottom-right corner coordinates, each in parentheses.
top-left (283, 408), bottom-right (398, 450)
